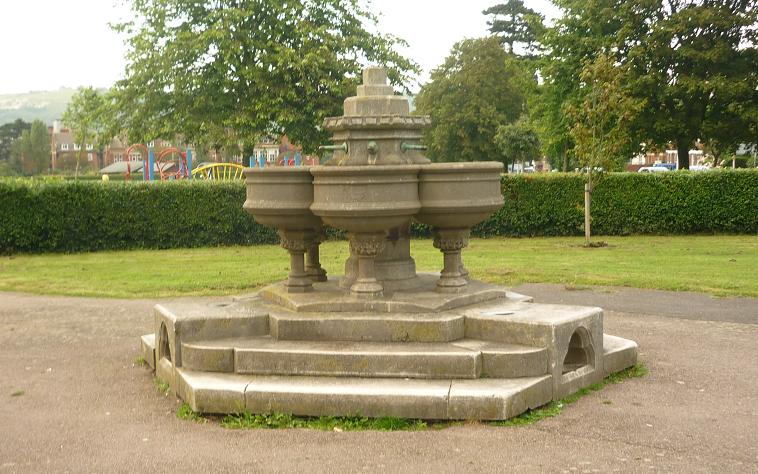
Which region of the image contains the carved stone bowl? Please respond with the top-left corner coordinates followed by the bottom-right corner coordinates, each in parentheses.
top-left (415, 162), bottom-right (504, 229)
top-left (310, 165), bottom-right (421, 234)
top-left (243, 167), bottom-right (322, 231)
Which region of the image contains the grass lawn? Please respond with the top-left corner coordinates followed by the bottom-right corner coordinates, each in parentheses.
top-left (0, 235), bottom-right (755, 298)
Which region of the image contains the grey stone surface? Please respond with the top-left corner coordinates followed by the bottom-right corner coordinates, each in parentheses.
top-left (177, 368), bottom-right (248, 414)
top-left (259, 274), bottom-right (512, 313)
top-left (464, 301), bottom-right (604, 399)
top-left (232, 338), bottom-right (482, 379)
top-left (140, 333), bottom-right (155, 370)
top-left (447, 376), bottom-right (553, 420)
top-left (181, 341), bottom-right (235, 373)
top-left (177, 336), bottom-right (553, 380)
top-left (245, 375), bottom-right (451, 419)
top-left (269, 311), bottom-right (465, 343)
top-left (451, 339), bottom-right (548, 378)
top-left (602, 334), bottom-right (639, 377)
top-left (176, 370), bottom-right (556, 420)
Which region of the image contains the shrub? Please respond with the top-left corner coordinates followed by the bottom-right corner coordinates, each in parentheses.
top-left (1, 170), bottom-right (756, 254)
top-left (473, 170), bottom-right (758, 237)
top-left (0, 179), bottom-right (277, 253)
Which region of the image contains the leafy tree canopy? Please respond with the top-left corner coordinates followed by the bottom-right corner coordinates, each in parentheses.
top-left (494, 117), bottom-right (541, 172)
top-left (415, 37), bottom-right (527, 163)
top-left (112, 0), bottom-right (418, 154)
top-left (62, 87), bottom-right (113, 175)
top-left (483, 0), bottom-right (545, 55)
top-left (0, 119), bottom-right (31, 163)
top-left (539, 0), bottom-right (758, 169)
top-left (566, 53), bottom-right (644, 177)
top-left (10, 120), bottom-right (49, 175)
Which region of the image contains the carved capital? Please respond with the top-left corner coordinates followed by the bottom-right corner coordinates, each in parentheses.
top-left (349, 233), bottom-right (386, 257)
top-left (278, 230), bottom-right (315, 253)
top-left (433, 229), bottom-right (469, 252)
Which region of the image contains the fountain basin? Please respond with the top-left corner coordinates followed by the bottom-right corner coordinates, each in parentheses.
top-left (310, 165), bottom-right (421, 233)
top-left (243, 167), bottom-right (322, 231)
top-left (416, 162), bottom-right (504, 228)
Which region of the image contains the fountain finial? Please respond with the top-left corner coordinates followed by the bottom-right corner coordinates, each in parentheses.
top-left (356, 66), bottom-right (394, 98)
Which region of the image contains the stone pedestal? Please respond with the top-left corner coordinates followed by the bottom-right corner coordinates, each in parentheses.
top-left (279, 230), bottom-right (315, 293)
top-left (433, 229), bottom-right (470, 292)
top-left (140, 276), bottom-right (639, 420)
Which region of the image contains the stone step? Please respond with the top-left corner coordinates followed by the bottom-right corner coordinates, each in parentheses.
top-left (176, 368), bottom-right (553, 420)
top-left (181, 337), bottom-right (548, 379)
top-left (268, 311), bottom-right (465, 342)
top-left (602, 334), bottom-right (638, 376)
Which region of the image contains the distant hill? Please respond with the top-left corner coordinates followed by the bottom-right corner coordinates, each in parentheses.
top-left (0, 88), bottom-right (79, 125)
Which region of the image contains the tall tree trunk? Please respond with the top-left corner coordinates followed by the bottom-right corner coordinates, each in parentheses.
top-left (75, 148), bottom-right (83, 179)
top-left (584, 181), bottom-right (592, 246)
top-left (677, 140), bottom-right (690, 170)
top-left (562, 143), bottom-right (568, 172)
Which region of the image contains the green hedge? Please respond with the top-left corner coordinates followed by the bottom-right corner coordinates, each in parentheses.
top-left (0, 180), bottom-right (278, 253)
top-left (1, 170), bottom-right (756, 254)
top-left (475, 170), bottom-right (758, 236)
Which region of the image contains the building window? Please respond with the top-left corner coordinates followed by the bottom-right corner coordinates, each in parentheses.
top-left (129, 152), bottom-right (142, 161)
top-left (86, 144), bottom-right (94, 151)
top-left (268, 152), bottom-right (277, 162)
top-left (147, 141), bottom-right (155, 148)
top-left (87, 153), bottom-right (94, 162)
top-left (61, 143), bottom-right (69, 151)
top-left (115, 154), bottom-right (123, 162)
top-left (73, 143), bottom-right (81, 151)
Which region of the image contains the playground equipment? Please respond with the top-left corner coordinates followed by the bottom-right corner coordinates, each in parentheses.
top-left (123, 144), bottom-right (149, 181)
top-left (155, 147), bottom-right (193, 180)
top-left (191, 163), bottom-right (245, 180)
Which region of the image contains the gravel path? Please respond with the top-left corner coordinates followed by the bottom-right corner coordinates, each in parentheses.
top-left (0, 285), bottom-right (756, 473)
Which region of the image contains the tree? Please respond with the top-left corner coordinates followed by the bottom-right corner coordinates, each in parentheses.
top-left (567, 53), bottom-right (643, 246)
top-left (112, 0), bottom-right (418, 154)
top-left (538, 0), bottom-right (758, 170)
top-left (483, 0), bottom-right (545, 55)
top-left (415, 37), bottom-right (527, 162)
top-left (9, 120), bottom-right (50, 175)
top-left (62, 88), bottom-right (110, 177)
top-left (494, 117), bottom-right (541, 172)
top-left (0, 119), bottom-right (31, 164)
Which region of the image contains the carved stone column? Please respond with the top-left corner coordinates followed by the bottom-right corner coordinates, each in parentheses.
top-left (279, 230), bottom-right (316, 293)
top-left (306, 229), bottom-right (328, 282)
top-left (433, 228), bottom-right (470, 292)
top-left (348, 232), bottom-right (386, 297)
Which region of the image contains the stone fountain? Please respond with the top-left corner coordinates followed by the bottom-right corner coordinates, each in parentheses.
top-left (139, 68), bottom-right (637, 420)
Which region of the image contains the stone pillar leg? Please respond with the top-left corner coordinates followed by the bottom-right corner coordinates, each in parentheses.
top-left (306, 230), bottom-right (328, 282)
top-left (348, 233), bottom-right (386, 297)
top-left (459, 263), bottom-right (470, 281)
top-left (278, 230), bottom-right (315, 293)
top-left (433, 228), bottom-right (470, 292)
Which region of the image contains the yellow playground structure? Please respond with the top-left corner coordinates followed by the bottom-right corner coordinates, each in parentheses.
top-left (191, 163), bottom-right (245, 180)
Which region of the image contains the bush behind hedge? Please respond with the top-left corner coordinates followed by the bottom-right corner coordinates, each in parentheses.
top-left (1, 170), bottom-right (756, 254)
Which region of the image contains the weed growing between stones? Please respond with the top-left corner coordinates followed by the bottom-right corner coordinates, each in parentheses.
top-left (219, 412), bottom-right (427, 431)
top-left (172, 364), bottom-right (647, 430)
top-left (134, 356), bottom-right (147, 367)
top-left (153, 377), bottom-right (170, 395)
top-left (177, 403), bottom-right (206, 423)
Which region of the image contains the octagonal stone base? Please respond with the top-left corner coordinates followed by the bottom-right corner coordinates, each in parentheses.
top-left (139, 277), bottom-right (638, 420)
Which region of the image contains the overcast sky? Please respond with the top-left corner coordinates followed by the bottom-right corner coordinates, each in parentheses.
top-left (0, 0), bottom-right (560, 95)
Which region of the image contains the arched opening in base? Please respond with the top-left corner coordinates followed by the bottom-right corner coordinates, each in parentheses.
top-left (562, 327), bottom-right (593, 375)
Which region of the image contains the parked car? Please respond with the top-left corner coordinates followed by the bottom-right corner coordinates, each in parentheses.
top-left (638, 166), bottom-right (670, 173)
top-left (653, 163), bottom-right (677, 171)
